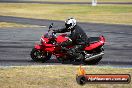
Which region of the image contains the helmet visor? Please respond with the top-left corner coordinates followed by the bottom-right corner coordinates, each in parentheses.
top-left (65, 23), bottom-right (72, 29)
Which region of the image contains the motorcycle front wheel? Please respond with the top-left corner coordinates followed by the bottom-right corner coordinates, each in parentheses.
top-left (30, 48), bottom-right (51, 62)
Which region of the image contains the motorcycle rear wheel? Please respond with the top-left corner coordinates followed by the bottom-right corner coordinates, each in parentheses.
top-left (30, 48), bottom-right (51, 62)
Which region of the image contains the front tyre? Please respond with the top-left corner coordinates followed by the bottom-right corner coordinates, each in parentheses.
top-left (30, 48), bottom-right (51, 62)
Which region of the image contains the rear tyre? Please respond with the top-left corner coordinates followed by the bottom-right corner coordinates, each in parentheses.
top-left (30, 48), bottom-right (51, 62)
top-left (84, 57), bottom-right (102, 65)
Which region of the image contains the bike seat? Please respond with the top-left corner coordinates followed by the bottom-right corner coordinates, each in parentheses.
top-left (89, 37), bottom-right (100, 44)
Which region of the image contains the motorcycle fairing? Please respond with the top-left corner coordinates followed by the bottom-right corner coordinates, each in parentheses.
top-left (41, 36), bottom-right (49, 44)
top-left (43, 34), bottom-right (68, 52)
top-left (44, 44), bottom-right (55, 52)
top-left (56, 34), bottom-right (68, 43)
top-left (34, 44), bottom-right (42, 50)
top-left (35, 43), bottom-right (56, 52)
top-left (85, 36), bottom-right (105, 51)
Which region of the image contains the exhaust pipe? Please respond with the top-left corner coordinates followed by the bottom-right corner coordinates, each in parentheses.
top-left (85, 52), bottom-right (104, 61)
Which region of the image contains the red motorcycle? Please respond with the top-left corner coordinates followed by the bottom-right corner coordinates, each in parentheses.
top-left (30, 23), bottom-right (105, 64)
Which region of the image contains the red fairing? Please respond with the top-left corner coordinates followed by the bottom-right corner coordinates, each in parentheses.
top-left (56, 34), bottom-right (68, 43)
top-left (34, 44), bottom-right (42, 50)
top-left (44, 44), bottom-right (55, 52)
top-left (35, 43), bottom-right (55, 52)
top-left (85, 36), bottom-right (105, 51)
top-left (41, 36), bottom-right (49, 44)
top-left (100, 35), bottom-right (105, 43)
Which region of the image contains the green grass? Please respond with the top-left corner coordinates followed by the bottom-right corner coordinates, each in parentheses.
top-left (21, 0), bottom-right (132, 2)
top-left (0, 22), bottom-right (43, 28)
top-left (0, 3), bottom-right (132, 25)
top-left (0, 66), bottom-right (131, 88)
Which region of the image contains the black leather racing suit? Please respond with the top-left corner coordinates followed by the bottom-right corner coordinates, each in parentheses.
top-left (54, 24), bottom-right (89, 60)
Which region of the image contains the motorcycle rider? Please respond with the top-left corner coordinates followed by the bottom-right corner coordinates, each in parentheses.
top-left (53, 18), bottom-right (89, 60)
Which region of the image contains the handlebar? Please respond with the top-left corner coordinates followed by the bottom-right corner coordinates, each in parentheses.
top-left (43, 23), bottom-right (57, 40)
top-left (49, 23), bottom-right (53, 29)
top-left (47, 23), bottom-right (57, 38)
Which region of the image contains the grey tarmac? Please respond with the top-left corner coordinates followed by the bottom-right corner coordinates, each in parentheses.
top-left (0, 16), bottom-right (132, 66)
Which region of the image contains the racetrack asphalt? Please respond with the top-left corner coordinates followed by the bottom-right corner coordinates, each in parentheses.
top-left (0, 16), bottom-right (132, 66)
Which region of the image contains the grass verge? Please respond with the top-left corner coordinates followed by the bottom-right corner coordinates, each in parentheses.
top-left (0, 65), bottom-right (131, 88)
top-left (0, 22), bottom-right (45, 28)
top-left (0, 3), bottom-right (132, 25)
top-left (20, 0), bottom-right (132, 2)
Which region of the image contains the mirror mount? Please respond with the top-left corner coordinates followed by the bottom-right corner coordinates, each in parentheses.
top-left (49, 23), bottom-right (54, 29)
